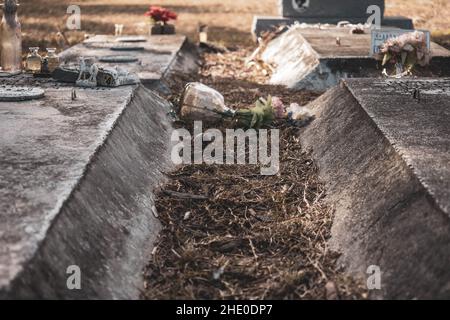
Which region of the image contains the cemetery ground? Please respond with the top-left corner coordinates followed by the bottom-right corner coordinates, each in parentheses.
top-left (141, 52), bottom-right (367, 299)
top-left (13, 0), bottom-right (450, 299)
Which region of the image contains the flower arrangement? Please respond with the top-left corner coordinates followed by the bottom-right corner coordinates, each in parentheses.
top-left (233, 96), bottom-right (275, 129)
top-left (233, 96), bottom-right (313, 129)
top-left (144, 6), bottom-right (177, 25)
top-left (179, 83), bottom-right (314, 129)
top-left (207, 96), bottom-right (314, 129)
top-left (378, 31), bottom-right (431, 76)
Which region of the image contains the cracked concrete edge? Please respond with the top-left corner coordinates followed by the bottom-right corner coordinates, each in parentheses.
top-left (299, 83), bottom-right (450, 299)
top-left (261, 27), bottom-right (379, 90)
top-left (262, 33), bottom-right (374, 90)
top-left (262, 28), bottom-right (322, 90)
top-left (1, 85), bottom-right (175, 299)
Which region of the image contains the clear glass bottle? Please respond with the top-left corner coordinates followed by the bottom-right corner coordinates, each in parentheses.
top-left (25, 47), bottom-right (42, 73)
top-left (0, 0), bottom-right (22, 73)
top-left (45, 48), bottom-right (59, 72)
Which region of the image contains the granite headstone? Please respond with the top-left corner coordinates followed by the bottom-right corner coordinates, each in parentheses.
top-left (280, 0), bottom-right (385, 18)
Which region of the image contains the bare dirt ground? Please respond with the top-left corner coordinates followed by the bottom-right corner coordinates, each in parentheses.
top-left (20, 0), bottom-right (450, 50)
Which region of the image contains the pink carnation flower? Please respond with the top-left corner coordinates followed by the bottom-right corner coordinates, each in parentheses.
top-left (271, 96), bottom-right (286, 119)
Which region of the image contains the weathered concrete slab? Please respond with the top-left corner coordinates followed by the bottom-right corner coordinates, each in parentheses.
top-left (0, 74), bottom-right (175, 299)
top-left (279, 0), bottom-right (385, 18)
top-left (252, 16), bottom-right (414, 39)
top-left (0, 34), bottom-right (200, 299)
top-left (262, 26), bottom-right (450, 90)
top-left (60, 35), bottom-right (198, 93)
top-left (300, 78), bottom-right (450, 299)
top-left (347, 79), bottom-right (450, 216)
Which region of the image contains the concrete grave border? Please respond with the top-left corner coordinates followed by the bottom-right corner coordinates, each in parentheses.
top-left (0, 36), bottom-right (199, 299)
top-left (300, 79), bottom-right (450, 299)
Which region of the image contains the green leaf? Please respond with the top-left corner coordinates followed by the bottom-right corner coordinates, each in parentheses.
top-left (266, 95), bottom-right (272, 108)
top-left (250, 112), bottom-right (258, 128)
top-left (382, 52), bottom-right (391, 66)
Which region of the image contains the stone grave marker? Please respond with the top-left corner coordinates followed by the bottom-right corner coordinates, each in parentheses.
top-left (260, 25), bottom-right (450, 90)
top-left (280, 0), bottom-right (385, 19)
top-left (252, 0), bottom-right (413, 39)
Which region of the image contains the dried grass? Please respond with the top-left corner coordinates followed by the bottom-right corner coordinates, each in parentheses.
top-left (142, 50), bottom-right (367, 300)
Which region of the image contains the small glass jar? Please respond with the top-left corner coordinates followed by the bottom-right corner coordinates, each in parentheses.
top-left (45, 48), bottom-right (60, 73)
top-left (25, 47), bottom-right (42, 73)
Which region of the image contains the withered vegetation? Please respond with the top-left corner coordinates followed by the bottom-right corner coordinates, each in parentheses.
top-left (142, 49), bottom-right (367, 300)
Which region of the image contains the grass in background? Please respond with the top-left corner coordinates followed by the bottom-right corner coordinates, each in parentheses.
top-left (19, 0), bottom-right (450, 50)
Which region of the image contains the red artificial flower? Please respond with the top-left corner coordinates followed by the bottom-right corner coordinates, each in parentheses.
top-left (144, 6), bottom-right (177, 24)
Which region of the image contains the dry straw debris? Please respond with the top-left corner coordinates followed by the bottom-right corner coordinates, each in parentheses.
top-left (142, 50), bottom-right (367, 300)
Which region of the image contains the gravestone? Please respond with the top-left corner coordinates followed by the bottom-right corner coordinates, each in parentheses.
top-left (280, 0), bottom-right (385, 19)
top-left (252, 0), bottom-right (413, 39)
